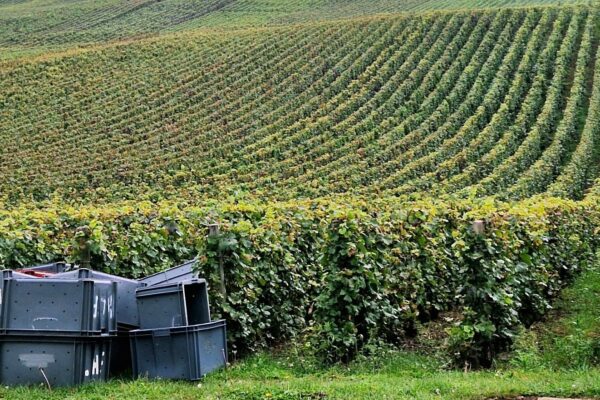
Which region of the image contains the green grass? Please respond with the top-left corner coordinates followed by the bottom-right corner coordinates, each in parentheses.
top-left (1, 254), bottom-right (599, 400)
top-left (1, 356), bottom-right (598, 399)
top-left (510, 255), bottom-right (600, 370)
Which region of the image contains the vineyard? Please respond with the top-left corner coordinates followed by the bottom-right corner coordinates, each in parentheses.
top-left (0, 5), bottom-right (599, 203)
top-left (1, 0), bottom-right (600, 372)
top-left (0, 0), bottom-right (593, 54)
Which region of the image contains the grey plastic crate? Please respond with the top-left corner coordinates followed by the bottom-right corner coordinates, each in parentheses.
top-left (54, 269), bottom-right (143, 328)
top-left (0, 278), bottom-right (117, 335)
top-left (136, 279), bottom-right (210, 329)
top-left (130, 320), bottom-right (227, 380)
top-left (138, 260), bottom-right (198, 287)
top-left (0, 334), bottom-right (111, 386)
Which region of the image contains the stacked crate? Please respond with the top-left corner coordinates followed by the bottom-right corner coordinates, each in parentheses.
top-left (0, 261), bottom-right (228, 386)
top-left (0, 265), bottom-right (117, 386)
top-left (51, 267), bottom-right (145, 377)
top-left (129, 278), bottom-right (228, 380)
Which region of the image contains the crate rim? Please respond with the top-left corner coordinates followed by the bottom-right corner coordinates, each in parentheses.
top-left (129, 319), bottom-right (226, 336)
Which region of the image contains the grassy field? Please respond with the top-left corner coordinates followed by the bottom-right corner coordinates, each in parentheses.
top-left (3, 366), bottom-right (599, 399)
top-left (1, 255), bottom-right (598, 399)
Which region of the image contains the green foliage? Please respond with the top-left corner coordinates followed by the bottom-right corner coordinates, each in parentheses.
top-left (0, 196), bottom-right (597, 365)
top-left (0, 7), bottom-right (598, 204)
top-left (313, 212), bottom-right (396, 363)
top-left (0, 0), bottom-right (590, 54)
top-left (548, 21), bottom-right (600, 199)
top-left (0, 3), bottom-right (599, 369)
top-left (197, 208), bottom-right (323, 354)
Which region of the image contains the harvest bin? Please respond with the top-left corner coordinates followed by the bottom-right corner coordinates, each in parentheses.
top-left (136, 279), bottom-right (210, 329)
top-left (54, 268), bottom-right (143, 328)
top-left (0, 334), bottom-right (111, 386)
top-left (130, 320), bottom-right (227, 380)
top-left (0, 278), bottom-right (117, 335)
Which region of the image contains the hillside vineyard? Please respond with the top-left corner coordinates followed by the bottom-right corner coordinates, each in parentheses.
top-left (1, 1), bottom-right (600, 369)
top-left (0, 0), bottom-right (591, 50)
top-left (0, 6), bottom-right (598, 202)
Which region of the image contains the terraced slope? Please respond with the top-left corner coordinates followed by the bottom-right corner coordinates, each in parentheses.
top-left (0, 6), bottom-right (598, 202)
top-left (0, 0), bottom-right (591, 52)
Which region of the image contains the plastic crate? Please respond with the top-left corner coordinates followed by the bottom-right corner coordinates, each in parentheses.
top-left (136, 279), bottom-right (210, 329)
top-left (54, 269), bottom-right (143, 328)
top-left (0, 278), bottom-right (117, 335)
top-left (130, 320), bottom-right (227, 380)
top-left (138, 260), bottom-right (198, 287)
top-left (0, 334), bottom-right (111, 386)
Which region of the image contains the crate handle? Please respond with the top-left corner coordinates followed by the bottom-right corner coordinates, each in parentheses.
top-left (153, 329), bottom-right (171, 337)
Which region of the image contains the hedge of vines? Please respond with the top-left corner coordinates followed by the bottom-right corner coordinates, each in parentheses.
top-left (0, 196), bottom-right (597, 365)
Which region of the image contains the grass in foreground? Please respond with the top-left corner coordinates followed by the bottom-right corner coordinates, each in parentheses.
top-left (510, 254), bottom-right (600, 370)
top-left (1, 358), bottom-right (599, 400)
top-left (1, 258), bottom-right (598, 400)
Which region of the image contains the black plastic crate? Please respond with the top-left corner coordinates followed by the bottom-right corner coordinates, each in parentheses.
top-left (0, 278), bottom-right (117, 335)
top-left (130, 320), bottom-right (227, 380)
top-left (54, 269), bottom-right (143, 328)
top-left (0, 334), bottom-right (111, 386)
top-left (138, 260), bottom-right (198, 287)
top-left (136, 279), bottom-right (210, 329)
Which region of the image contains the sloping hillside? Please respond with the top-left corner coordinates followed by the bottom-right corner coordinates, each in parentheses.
top-left (0, 0), bottom-right (592, 51)
top-left (0, 6), bottom-right (598, 202)
top-left (1, 3), bottom-right (600, 392)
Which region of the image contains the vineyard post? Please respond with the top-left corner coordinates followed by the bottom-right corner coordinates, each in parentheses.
top-left (471, 220), bottom-right (485, 235)
top-left (208, 223), bottom-right (227, 301)
top-left (75, 226), bottom-right (92, 269)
